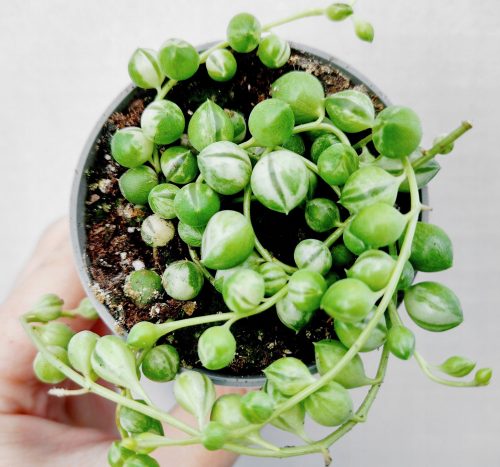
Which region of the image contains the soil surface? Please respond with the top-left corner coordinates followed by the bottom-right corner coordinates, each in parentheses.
top-left (84, 48), bottom-right (387, 377)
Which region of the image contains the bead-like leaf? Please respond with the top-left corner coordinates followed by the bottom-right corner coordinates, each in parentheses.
top-left (251, 150), bottom-right (309, 214)
top-left (198, 141), bottom-right (252, 195)
top-left (201, 210), bottom-right (255, 269)
top-left (174, 371), bottom-right (216, 427)
top-left (264, 357), bottom-right (315, 396)
top-left (404, 281), bottom-right (463, 332)
top-left (341, 166), bottom-right (402, 213)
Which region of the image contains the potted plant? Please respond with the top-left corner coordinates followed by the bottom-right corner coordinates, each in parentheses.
top-left (21, 3), bottom-right (491, 466)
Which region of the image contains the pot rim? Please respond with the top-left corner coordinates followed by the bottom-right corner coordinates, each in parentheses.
top-left (70, 41), bottom-right (428, 387)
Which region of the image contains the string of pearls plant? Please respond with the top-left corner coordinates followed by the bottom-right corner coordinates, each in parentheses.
top-left (22, 3), bottom-right (491, 466)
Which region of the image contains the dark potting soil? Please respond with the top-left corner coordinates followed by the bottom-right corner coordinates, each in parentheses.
top-left (84, 48), bottom-right (388, 377)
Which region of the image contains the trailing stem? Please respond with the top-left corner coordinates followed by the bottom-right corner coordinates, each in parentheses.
top-left (20, 317), bottom-right (200, 437)
top-left (243, 185), bottom-right (297, 274)
top-left (412, 121), bottom-right (472, 169)
top-left (231, 156), bottom-right (422, 441)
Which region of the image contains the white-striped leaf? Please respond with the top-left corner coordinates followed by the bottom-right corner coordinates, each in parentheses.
top-left (251, 150), bottom-right (309, 214)
top-left (198, 141), bottom-right (252, 195)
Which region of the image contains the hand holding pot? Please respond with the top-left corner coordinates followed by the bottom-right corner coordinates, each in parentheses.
top-left (0, 218), bottom-right (243, 467)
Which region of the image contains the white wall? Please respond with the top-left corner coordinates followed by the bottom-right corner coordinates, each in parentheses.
top-left (1, 1), bottom-right (499, 466)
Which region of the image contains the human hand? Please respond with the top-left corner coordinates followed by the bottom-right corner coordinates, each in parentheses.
top-left (0, 219), bottom-right (244, 467)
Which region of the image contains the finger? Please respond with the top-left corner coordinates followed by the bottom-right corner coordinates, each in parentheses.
top-left (0, 218), bottom-right (100, 415)
top-left (4, 217), bottom-right (85, 316)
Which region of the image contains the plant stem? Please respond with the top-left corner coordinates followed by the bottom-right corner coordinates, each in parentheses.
top-left (293, 121), bottom-right (350, 146)
top-left (239, 137), bottom-right (257, 149)
top-left (232, 156), bottom-right (421, 441)
top-left (149, 147), bottom-right (161, 173)
top-left (122, 434), bottom-right (201, 451)
top-left (412, 121), bottom-right (472, 169)
top-left (188, 247), bottom-right (216, 286)
top-left (155, 79), bottom-right (178, 101)
top-left (222, 344), bottom-right (390, 459)
top-left (413, 351), bottom-right (479, 388)
top-left (262, 8), bottom-right (326, 31)
top-left (199, 41), bottom-right (230, 63)
top-left (243, 185), bottom-right (297, 274)
top-left (323, 218), bottom-right (352, 248)
top-left (299, 156), bottom-right (341, 197)
top-left (154, 311), bottom-right (235, 335)
top-left (21, 317), bottom-right (200, 437)
top-left (352, 134), bottom-right (373, 150)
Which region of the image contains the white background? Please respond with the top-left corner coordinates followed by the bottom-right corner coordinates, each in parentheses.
top-left (1, 1), bottom-right (499, 466)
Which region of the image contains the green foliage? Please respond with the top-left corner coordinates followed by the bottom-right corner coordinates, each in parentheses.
top-left (206, 49), bottom-right (237, 82)
top-left (119, 166), bottom-right (158, 205)
top-left (188, 100), bottom-right (234, 151)
top-left (142, 344), bottom-right (180, 382)
top-left (305, 198), bottom-right (340, 233)
top-left (174, 183), bottom-right (221, 227)
top-left (198, 141), bottom-right (252, 195)
top-left (158, 38), bottom-right (199, 80)
top-left (317, 143), bottom-right (359, 186)
top-left (223, 268), bottom-right (265, 314)
top-left (198, 326), bottom-right (237, 370)
top-left (321, 278), bottom-right (377, 323)
top-left (162, 260), bottom-right (204, 301)
top-left (111, 127), bottom-right (154, 169)
top-left (201, 210), bottom-right (255, 269)
top-left (404, 281), bottom-right (463, 332)
top-left (227, 13), bottom-right (261, 53)
top-left (248, 98), bottom-right (295, 147)
top-left (387, 325), bottom-right (415, 360)
top-left (257, 34), bottom-right (291, 68)
top-left (271, 71), bottom-right (325, 124)
top-left (325, 90), bottom-right (375, 133)
top-left (372, 106), bottom-right (422, 159)
top-left (124, 269), bottom-right (163, 306)
top-left (148, 183), bottom-right (179, 219)
top-left (409, 222), bottom-right (453, 272)
top-left (251, 150), bottom-right (309, 214)
top-left (141, 100), bottom-right (185, 145)
top-left (160, 146), bottom-right (198, 184)
top-left (128, 48), bottom-right (164, 90)
top-left (314, 339), bottom-right (372, 388)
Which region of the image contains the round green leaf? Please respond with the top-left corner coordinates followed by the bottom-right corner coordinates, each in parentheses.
top-left (198, 326), bottom-right (236, 370)
top-left (257, 34), bottom-right (291, 69)
top-left (201, 210), bottom-right (255, 269)
top-left (119, 165), bottom-right (158, 205)
top-left (409, 222), bottom-right (453, 272)
top-left (321, 278), bottom-right (376, 323)
top-left (160, 146), bottom-right (198, 184)
top-left (158, 38), bottom-right (199, 80)
top-left (162, 260), bottom-right (204, 300)
top-left (325, 90), bottom-right (375, 133)
top-left (404, 281), bottom-right (463, 332)
top-left (251, 150), bottom-right (309, 214)
top-left (271, 71), bottom-right (325, 124)
top-left (128, 48), bottom-right (164, 90)
top-left (198, 141), bottom-right (252, 195)
top-left (372, 106), bottom-right (422, 159)
top-left (111, 127), bottom-right (154, 169)
top-left (124, 269), bottom-right (163, 306)
top-left (226, 13), bottom-right (261, 53)
top-left (317, 143), bottom-right (359, 186)
top-left (140, 100), bottom-right (185, 145)
top-left (206, 49), bottom-right (237, 82)
top-left (187, 100), bottom-right (234, 151)
top-left (305, 381), bottom-right (353, 426)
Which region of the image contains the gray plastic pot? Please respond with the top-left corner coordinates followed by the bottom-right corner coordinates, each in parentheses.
top-left (70, 42), bottom-right (427, 387)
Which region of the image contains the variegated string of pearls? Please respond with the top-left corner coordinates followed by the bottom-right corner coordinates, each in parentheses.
top-left (22, 4), bottom-right (491, 467)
